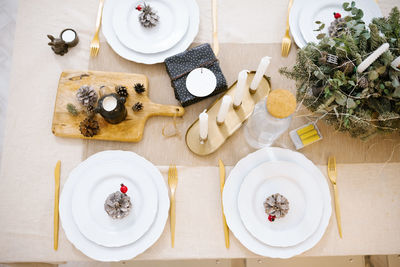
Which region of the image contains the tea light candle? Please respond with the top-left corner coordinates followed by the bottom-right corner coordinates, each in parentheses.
top-left (199, 110), bottom-right (208, 142)
top-left (186, 68), bottom-right (217, 97)
top-left (250, 56), bottom-right (271, 93)
top-left (217, 95), bottom-right (232, 125)
top-left (103, 95), bottom-right (118, 111)
top-left (233, 70), bottom-right (248, 108)
top-left (60, 28), bottom-right (79, 47)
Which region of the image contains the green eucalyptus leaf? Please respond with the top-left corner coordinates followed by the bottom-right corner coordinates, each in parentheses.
top-left (393, 87), bottom-right (400, 98)
top-left (334, 91), bottom-right (347, 106)
top-left (368, 70), bottom-right (379, 81)
top-left (317, 33), bottom-right (326, 39)
top-left (343, 2), bottom-right (351, 11)
top-left (346, 98), bottom-right (357, 109)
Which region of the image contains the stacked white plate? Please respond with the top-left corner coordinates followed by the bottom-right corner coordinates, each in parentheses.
top-left (59, 151), bottom-right (169, 261)
top-left (223, 147), bottom-right (332, 258)
top-left (289, 0), bottom-right (382, 48)
top-left (102, 0), bottom-right (199, 64)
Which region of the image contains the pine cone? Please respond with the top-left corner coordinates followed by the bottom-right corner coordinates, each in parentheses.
top-left (132, 102), bottom-right (143, 112)
top-left (358, 76), bottom-right (369, 88)
top-left (139, 4), bottom-right (159, 28)
top-left (104, 191), bottom-right (132, 219)
top-left (134, 83), bottom-right (146, 94)
top-left (76, 85), bottom-right (98, 107)
top-left (79, 117), bottom-right (100, 137)
top-left (264, 193), bottom-right (289, 219)
top-left (328, 17), bottom-right (347, 37)
top-left (115, 85), bottom-right (129, 97)
top-left (342, 61), bottom-right (355, 74)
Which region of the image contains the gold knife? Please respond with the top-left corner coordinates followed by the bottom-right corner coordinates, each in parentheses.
top-left (218, 159), bottom-right (229, 248)
top-left (54, 160), bottom-right (61, 250)
top-left (328, 156), bottom-right (342, 238)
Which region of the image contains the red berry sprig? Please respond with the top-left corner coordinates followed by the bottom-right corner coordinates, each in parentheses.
top-left (334, 12), bottom-right (341, 19)
top-left (136, 5), bottom-right (143, 11)
top-left (120, 183), bottom-right (128, 194)
top-left (268, 215), bottom-right (276, 222)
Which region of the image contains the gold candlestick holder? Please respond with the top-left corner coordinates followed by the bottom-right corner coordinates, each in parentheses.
top-left (185, 71), bottom-right (271, 156)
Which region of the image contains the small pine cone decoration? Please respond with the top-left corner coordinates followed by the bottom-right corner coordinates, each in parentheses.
top-left (115, 85), bottom-right (129, 97)
top-left (104, 191), bottom-right (132, 219)
top-left (138, 4), bottom-right (159, 28)
top-left (132, 102), bottom-right (143, 112)
top-left (342, 61), bottom-right (355, 74)
top-left (358, 76), bottom-right (369, 88)
top-left (76, 85), bottom-right (98, 107)
top-left (264, 193), bottom-right (289, 219)
top-left (328, 17), bottom-right (347, 37)
top-left (134, 83), bottom-right (146, 94)
top-left (79, 117), bottom-right (100, 137)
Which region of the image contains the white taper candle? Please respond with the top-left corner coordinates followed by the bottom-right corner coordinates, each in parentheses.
top-left (217, 95), bottom-right (232, 124)
top-left (250, 56), bottom-right (271, 91)
top-left (233, 70), bottom-right (248, 107)
top-left (199, 110), bottom-right (208, 141)
top-left (357, 43), bottom-right (389, 73)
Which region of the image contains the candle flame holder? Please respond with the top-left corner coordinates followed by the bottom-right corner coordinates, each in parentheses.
top-left (185, 71), bottom-right (271, 156)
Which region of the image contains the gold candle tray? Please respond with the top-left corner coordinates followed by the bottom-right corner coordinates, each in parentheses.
top-left (185, 71), bottom-right (271, 156)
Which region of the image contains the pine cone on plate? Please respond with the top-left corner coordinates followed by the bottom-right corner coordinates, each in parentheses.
top-left (264, 193), bottom-right (290, 219)
top-left (76, 85), bottom-right (98, 107)
top-left (115, 85), bottom-right (129, 97)
top-left (328, 17), bottom-right (347, 37)
top-left (138, 4), bottom-right (159, 28)
top-left (104, 191), bottom-right (132, 219)
top-left (79, 117), bottom-right (100, 137)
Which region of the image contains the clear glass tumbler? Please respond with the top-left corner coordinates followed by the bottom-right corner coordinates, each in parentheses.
top-left (244, 97), bottom-right (292, 149)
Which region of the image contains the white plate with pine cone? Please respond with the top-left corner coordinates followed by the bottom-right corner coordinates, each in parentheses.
top-left (102, 0), bottom-right (199, 64)
top-left (113, 0), bottom-right (189, 54)
top-left (59, 151), bottom-right (170, 261)
top-left (223, 147), bottom-right (332, 258)
top-left (71, 158), bottom-right (158, 247)
top-left (237, 161), bottom-right (323, 247)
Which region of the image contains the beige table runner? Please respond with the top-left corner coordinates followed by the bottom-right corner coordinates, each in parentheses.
top-left (0, 0), bottom-right (399, 263)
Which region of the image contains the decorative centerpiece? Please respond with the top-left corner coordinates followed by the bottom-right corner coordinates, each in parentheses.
top-left (96, 92), bottom-right (127, 124)
top-left (280, 3), bottom-right (400, 139)
top-left (104, 184), bottom-right (132, 219)
top-left (264, 193), bottom-right (289, 222)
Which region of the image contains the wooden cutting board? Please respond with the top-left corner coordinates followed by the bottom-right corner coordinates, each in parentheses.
top-left (52, 70), bottom-right (184, 142)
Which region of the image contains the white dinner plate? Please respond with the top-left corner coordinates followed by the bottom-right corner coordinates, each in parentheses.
top-left (223, 147), bottom-right (332, 258)
top-left (289, 0), bottom-right (307, 48)
top-left (71, 159), bottom-right (158, 247)
top-left (59, 151), bottom-right (170, 261)
top-left (299, 0), bottom-right (381, 44)
top-left (113, 0), bottom-right (189, 54)
top-left (238, 161), bottom-right (323, 247)
top-left (102, 0), bottom-right (199, 64)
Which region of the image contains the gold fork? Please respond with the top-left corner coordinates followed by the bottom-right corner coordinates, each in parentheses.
top-left (168, 165), bottom-right (178, 247)
top-left (90, 0), bottom-right (105, 57)
top-left (328, 156), bottom-right (343, 238)
top-left (281, 0), bottom-right (294, 57)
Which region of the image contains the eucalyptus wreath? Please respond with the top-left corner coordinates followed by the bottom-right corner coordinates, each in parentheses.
top-left (280, 2), bottom-right (400, 139)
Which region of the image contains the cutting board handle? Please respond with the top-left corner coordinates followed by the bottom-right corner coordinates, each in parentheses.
top-left (150, 103), bottom-right (185, 117)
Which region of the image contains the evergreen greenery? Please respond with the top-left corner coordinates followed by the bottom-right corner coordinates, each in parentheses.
top-left (280, 3), bottom-right (400, 139)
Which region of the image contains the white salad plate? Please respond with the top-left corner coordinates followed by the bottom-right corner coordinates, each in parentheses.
top-left (223, 147), bottom-right (332, 258)
top-left (113, 0), bottom-right (189, 54)
top-left (289, 0), bottom-right (307, 48)
top-left (102, 0), bottom-right (199, 64)
top-left (71, 159), bottom-right (158, 247)
top-left (299, 0), bottom-right (382, 44)
top-left (238, 161), bottom-right (323, 247)
top-left (59, 151), bottom-right (170, 261)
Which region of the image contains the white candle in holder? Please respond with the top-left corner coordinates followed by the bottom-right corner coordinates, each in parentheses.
top-left (199, 110), bottom-right (208, 141)
top-left (233, 70), bottom-right (248, 108)
top-left (217, 95), bottom-right (232, 125)
top-left (250, 56), bottom-right (271, 91)
top-left (103, 95), bottom-right (117, 111)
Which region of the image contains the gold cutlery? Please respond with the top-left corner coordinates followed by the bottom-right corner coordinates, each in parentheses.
top-left (90, 0), bottom-right (105, 57)
top-left (218, 159), bottom-right (229, 248)
top-left (281, 0), bottom-right (294, 57)
top-left (212, 0), bottom-right (219, 56)
top-left (328, 156), bottom-right (343, 238)
top-left (54, 160), bottom-right (61, 250)
top-left (168, 165), bottom-right (178, 247)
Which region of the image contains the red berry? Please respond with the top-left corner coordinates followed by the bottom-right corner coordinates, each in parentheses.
top-left (334, 12), bottom-right (341, 19)
top-left (136, 5), bottom-right (142, 11)
top-left (120, 183), bottom-right (128, 194)
top-left (268, 215), bottom-right (276, 222)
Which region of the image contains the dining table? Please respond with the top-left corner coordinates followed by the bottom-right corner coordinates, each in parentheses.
top-left (0, 0), bottom-right (399, 263)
